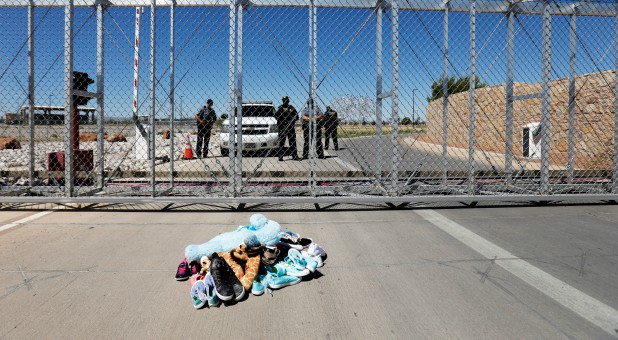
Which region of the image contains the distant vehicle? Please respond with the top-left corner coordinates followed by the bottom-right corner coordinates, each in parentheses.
top-left (4, 106), bottom-right (95, 125)
top-left (219, 101), bottom-right (279, 156)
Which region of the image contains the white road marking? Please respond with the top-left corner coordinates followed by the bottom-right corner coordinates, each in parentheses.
top-left (416, 209), bottom-right (618, 337)
top-left (0, 210), bottom-right (54, 233)
top-left (325, 150), bottom-right (360, 171)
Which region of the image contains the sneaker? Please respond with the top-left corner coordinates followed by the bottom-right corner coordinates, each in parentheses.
top-left (265, 263), bottom-right (286, 277)
top-left (189, 261), bottom-right (201, 276)
top-left (189, 273), bottom-right (204, 286)
top-left (301, 250), bottom-right (324, 268)
top-left (278, 231), bottom-right (312, 250)
top-left (209, 253), bottom-right (235, 301)
top-left (302, 254), bottom-right (318, 273)
top-left (204, 272), bottom-right (220, 307)
top-left (277, 259), bottom-right (310, 277)
top-left (268, 274), bottom-right (301, 289)
top-left (301, 243), bottom-right (327, 268)
top-left (285, 248), bottom-right (317, 272)
top-left (251, 274), bottom-right (268, 296)
top-left (286, 248), bottom-right (308, 271)
top-left (190, 280), bottom-right (208, 309)
top-left (232, 276), bottom-right (245, 301)
top-left (175, 258), bottom-right (189, 281)
top-left (307, 243), bottom-right (327, 257)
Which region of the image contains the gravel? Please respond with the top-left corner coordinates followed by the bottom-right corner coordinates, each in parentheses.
top-left (1, 133), bottom-right (216, 186)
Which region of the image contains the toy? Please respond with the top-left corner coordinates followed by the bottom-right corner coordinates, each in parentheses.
top-left (219, 244), bottom-right (262, 291)
top-left (185, 214), bottom-right (281, 263)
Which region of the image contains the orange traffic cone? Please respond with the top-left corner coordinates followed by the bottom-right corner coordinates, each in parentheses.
top-left (183, 134), bottom-right (194, 159)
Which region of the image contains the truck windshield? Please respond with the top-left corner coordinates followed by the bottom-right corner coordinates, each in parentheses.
top-left (242, 105), bottom-right (274, 117)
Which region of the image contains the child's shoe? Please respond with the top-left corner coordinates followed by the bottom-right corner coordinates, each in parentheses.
top-left (175, 258), bottom-right (189, 281)
top-left (189, 261), bottom-right (202, 276)
top-left (301, 243), bottom-right (327, 268)
top-left (268, 274), bottom-right (301, 289)
top-left (204, 272), bottom-right (220, 307)
top-left (190, 280), bottom-right (208, 309)
top-left (251, 274), bottom-right (268, 296)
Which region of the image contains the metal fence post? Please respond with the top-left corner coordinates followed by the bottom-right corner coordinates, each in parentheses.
top-left (614, 9), bottom-right (618, 194)
top-left (376, 3), bottom-right (383, 183)
top-left (567, 10), bottom-right (576, 184)
top-left (133, 7), bottom-right (142, 139)
top-left (64, 0), bottom-right (74, 197)
top-left (540, 0), bottom-right (552, 195)
top-left (505, 6), bottom-right (515, 185)
top-left (309, 0), bottom-right (317, 191)
top-left (228, 0), bottom-right (237, 197)
top-left (150, 0), bottom-right (156, 196)
top-left (28, 1), bottom-right (35, 187)
top-left (236, 2), bottom-right (243, 194)
top-left (391, 0), bottom-right (399, 195)
top-left (96, 1), bottom-right (105, 190)
top-left (442, 0), bottom-right (450, 186)
top-left (169, 0), bottom-right (175, 189)
top-left (468, 0), bottom-right (476, 193)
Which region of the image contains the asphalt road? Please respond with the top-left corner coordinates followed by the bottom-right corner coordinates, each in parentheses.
top-left (330, 133), bottom-right (513, 174)
top-left (0, 205), bottom-right (617, 339)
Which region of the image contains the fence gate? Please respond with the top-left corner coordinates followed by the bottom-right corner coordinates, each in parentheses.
top-left (0, 0), bottom-right (617, 205)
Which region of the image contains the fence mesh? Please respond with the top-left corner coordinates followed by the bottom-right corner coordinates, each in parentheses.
top-left (0, 0), bottom-right (617, 203)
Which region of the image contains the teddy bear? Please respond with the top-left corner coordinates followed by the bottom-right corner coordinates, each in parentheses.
top-left (185, 213), bottom-right (281, 264)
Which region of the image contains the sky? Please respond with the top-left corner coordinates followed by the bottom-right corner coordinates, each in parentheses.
top-left (0, 2), bottom-right (616, 124)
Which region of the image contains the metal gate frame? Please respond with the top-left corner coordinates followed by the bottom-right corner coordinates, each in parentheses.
top-left (1, 0), bottom-right (618, 205)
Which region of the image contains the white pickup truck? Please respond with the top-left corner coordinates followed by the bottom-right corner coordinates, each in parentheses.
top-left (218, 101), bottom-right (279, 156)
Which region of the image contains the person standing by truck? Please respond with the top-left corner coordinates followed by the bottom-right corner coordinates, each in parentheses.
top-left (324, 106), bottom-right (339, 151)
top-left (275, 96), bottom-right (300, 161)
top-left (195, 99), bottom-right (217, 158)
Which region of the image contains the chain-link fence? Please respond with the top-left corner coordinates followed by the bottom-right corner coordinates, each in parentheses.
top-left (0, 0), bottom-right (617, 204)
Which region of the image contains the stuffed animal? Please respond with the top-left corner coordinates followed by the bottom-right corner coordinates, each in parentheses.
top-left (218, 243), bottom-right (262, 291)
top-left (185, 214), bottom-right (281, 263)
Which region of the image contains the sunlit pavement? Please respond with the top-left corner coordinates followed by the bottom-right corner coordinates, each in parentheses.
top-left (0, 205), bottom-right (616, 339)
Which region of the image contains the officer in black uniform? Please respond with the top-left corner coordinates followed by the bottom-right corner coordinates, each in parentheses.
top-left (195, 99), bottom-right (217, 158)
top-left (274, 96), bottom-right (299, 161)
top-left (324, 106), bottom-right (339, 151)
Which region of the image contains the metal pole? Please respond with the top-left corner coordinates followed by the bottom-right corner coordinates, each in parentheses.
top-left (376, 3), bottom-right (383, 182)
top-left (442, 0), bottom-right (450, 186)
top-left (169, 0), bottom-right (175, 188)
top-left (236, 2), bottom-right (243, 193)
top-left (505, 7), bottom-right (514, 185)
top-left (391, 0), bottom-right (400, 195)
top-left (468, 0), bottom-right (476, 193)
top-left (614, 10), bottom-right (618, 194)
top-left (150, 0), bottom-right (156, 196)
top-left (567, 11), bottom-right (576, 184)
top-left (227, 0), bottom-right (237, 196)
top-left (96, 1), bottom-right (105, 190)
top-left (132, 7), bottom-right (142, 134)
top-left (540, 0), bottom-right (552, 194)
top-left (309, 0), bottom-right (317, 190)
top-left (64, 0), bottom-right (75, 197)
top-left (28, 1), bottom-right (35, 187)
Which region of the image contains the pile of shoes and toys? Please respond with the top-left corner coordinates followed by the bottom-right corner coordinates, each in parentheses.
top-left (174, 214), bottom-right (327, 309)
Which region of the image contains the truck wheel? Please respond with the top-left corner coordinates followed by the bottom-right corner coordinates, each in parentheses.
top-left (220, 147), bottom-right (229, 157)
